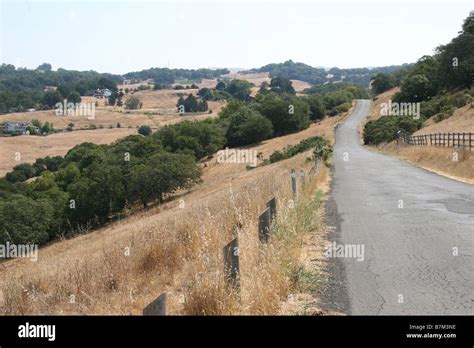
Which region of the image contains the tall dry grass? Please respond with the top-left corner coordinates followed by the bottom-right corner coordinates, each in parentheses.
top-left (0, 151), bottom-right (327, 315)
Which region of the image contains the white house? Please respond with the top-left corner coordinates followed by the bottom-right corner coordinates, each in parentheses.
top-left (93, 88), bottom-right (112, 98)
top-left (1, 122), bottom-right (40, 135)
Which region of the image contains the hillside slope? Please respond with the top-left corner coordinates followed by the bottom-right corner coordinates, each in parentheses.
top-left (0, 109), bottom-right (351, 315)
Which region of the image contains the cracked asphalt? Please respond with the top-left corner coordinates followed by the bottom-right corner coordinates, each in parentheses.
top-left (327, 99), bottom-right (474, 315)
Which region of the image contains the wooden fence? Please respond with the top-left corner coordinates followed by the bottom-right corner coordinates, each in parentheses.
top-left (143, 159), bottom-right (323, 315)
top-left (400, 132), bottom-right (473, 150)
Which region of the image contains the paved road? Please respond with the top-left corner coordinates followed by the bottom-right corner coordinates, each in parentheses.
top-left (328, 99), bottom-right (473, 315)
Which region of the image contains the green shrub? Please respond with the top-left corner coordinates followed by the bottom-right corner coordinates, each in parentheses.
top-left (363, 116), bottom-right (422, 145)
top-left (268, 136), bottom-right (331, 163)
top-left (226, 107), bottom-right (273, 147)
top-left (138, 125), bottom-right (152, 136)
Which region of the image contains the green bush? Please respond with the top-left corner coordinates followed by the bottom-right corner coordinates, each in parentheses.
top-left (125, 96), bottom-right (142, 109)
top-left (138, 125), bottom-right (152, 136)
top-left (255, 92), bottom-right (310, 136)
top-left (156, 119), bottom-right (225, 159)
top-left (305, 95), bottom-right (326, 121)
top-left (269, 136), bottom-right (331, 163)
top-left (225, 107), bottom-right (273, 147)
top-left (0, 194), bottom-right (55, 245)
top-left (363, 116), bottom-right (422, 145)
top-left (6, 163), bottom-right (37, 183)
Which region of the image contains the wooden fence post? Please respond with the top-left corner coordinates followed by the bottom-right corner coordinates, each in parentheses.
top-left (223, 237), bottom-right (240, 288)
top-left (258, 207), bottom-right (271, 243)
top-left (290, 169), bottom-right (297, 196)
top-left (143, 292), bottom-right (167, 316)
top-left (266, 197), bottom-right (277, 222)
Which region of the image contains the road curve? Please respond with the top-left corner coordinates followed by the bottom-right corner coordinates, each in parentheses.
top-left (329, 99), bottom-right (474, 315)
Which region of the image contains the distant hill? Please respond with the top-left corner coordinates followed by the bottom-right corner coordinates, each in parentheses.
top-left (245, 60), bottom-right (412, 87)
top-left (123, 67), bottom-right (230, 84)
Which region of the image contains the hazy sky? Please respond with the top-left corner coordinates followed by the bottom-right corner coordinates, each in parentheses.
top-left (0, 0), bottom-right (472, 74)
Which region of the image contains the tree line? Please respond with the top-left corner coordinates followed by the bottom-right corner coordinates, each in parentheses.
top-left (0, 63), bottom-right (120, 113)
top-left (247, 59), bottom-right (407, 87)
top-left (123, 67), bottom-right (229, 84)
top-left (366, 13), bottom-right (473, 145)
top-left (0, 134), bottom-right (201, 246)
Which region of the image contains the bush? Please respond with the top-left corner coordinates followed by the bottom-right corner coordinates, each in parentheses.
top-left (156, 120), bottom-right (225, 159)
top-left (225, 79), bottom-right (252, 101)
top-left (434, 105), bottom-right (455, 122)
top-left (138, 125), bottom-right (152, 136)
top-left (6, 163), bottom-right (37, 183)
top-left (255, 93), bottom-right (310, 136)
top-left (363, 116), bottom-right (422, 145)
top-left (225, 107), bottom-right (273, 147)
top-left (448, 92), bottom-right (471, 108)
top-left (128, 152), bottom-right (201, 207)
top-left (305, 95), bottom-right (326, 121)
top-left (371, 73), bottom-right (394, 94)
top-left (0, 194), bottom-right (54, 245)
top-left (125, 96), bottom-right (142, 109)
top-left (313, 140), bottom-right (332, 164)
top-left (268, 136), bottom-right (330, 163)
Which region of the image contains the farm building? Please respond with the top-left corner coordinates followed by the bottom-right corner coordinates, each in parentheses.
top-left (92, 88), bottom-right (112, 98)
top-left (0, 122), bottom-right (40, 135)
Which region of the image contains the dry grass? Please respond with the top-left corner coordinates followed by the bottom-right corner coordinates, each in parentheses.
top-left (0, 98), bottom-right (347, 316)
top-left (366, 87), bottom-right (400, 123)
top-left (0, 149), bottom-right (328, 315)
top-left (2, 89), bottom-right (222, 131)
top-left (415, 104), bottom-right (474, 134)
top-left (0, 128), bottom-right (136, 177)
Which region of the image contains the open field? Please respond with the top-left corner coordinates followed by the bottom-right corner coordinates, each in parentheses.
top-left (225, 72), bottom-right (312, 96)
top-left (0, 128), bottom-right (136, 177)
top-left (0, 107), bottom-right (350, 314)
top-left (0, 85), bottom-right (228, 177)
top-left (0, 109), bottom-right (221, 177)
top-left (1, 89), bottom-right (224, 130)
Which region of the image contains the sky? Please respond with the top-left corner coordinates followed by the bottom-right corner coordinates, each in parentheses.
top-left (0, 0), bottom-right (472, 74)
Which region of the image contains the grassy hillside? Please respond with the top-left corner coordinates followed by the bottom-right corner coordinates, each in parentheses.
top-left (0, 107), bottom-right (352, 315)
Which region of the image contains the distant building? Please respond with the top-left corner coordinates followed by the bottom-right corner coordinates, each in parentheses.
top-left (92, 88), bottom-right (112, 98)
top-left (43, 86), bottom-right (57, 92)
top-left (1, 122), bottom-right (40, 135)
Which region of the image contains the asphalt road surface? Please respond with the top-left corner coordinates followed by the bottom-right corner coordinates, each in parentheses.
top-left (326, 99), bottom-right (473, 315)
